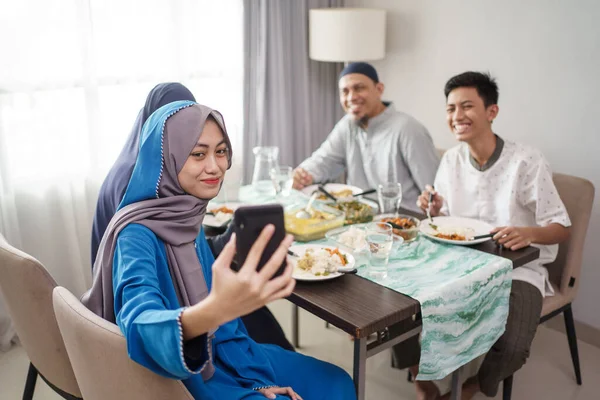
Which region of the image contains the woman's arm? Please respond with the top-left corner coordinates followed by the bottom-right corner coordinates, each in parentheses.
top-left (114, 224), bottom-right (296, 384)
top-left (113, 227), bottom-right (210, 380)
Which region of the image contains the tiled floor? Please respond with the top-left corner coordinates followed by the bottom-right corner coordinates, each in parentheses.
top-left (1, 300), bottom-right (599, 399)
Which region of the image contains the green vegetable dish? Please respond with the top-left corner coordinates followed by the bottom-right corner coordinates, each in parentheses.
top-left (331, 200), bottom-right (374, 225)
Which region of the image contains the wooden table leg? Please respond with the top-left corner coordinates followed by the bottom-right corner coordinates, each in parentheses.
top-left (353, 337), bottom-right (367, 400)
top-left (292, 304), bottom-right (300, 348)
top-left (450, 368), bottom-right (462, 400)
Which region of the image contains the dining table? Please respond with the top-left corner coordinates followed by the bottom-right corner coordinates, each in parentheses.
top-left (205, 188), bottom-right (540, 400)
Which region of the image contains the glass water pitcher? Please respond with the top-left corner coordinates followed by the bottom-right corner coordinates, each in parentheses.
top-left (251, 146), bottom-right (279, 193)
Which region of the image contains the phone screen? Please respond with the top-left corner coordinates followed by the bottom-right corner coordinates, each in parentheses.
top-left (233, 204), bottom-right (287, 278)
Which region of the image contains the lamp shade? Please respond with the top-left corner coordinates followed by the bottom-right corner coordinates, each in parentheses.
top-left (309, 8), bottom-right (386, 62)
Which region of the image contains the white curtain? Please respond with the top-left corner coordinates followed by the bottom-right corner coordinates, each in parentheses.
top-left (242, 0), bottom-right (344, 183)
top-left (0, 0), bottom-right (243, 351)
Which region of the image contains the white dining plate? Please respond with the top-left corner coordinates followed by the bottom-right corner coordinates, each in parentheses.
top-left (203, 202), bottom-right (242, 228)
top-left (301, 183), bottom-right (363, 200)
top-left (289, 244), bottom-right (354, 281)
top-left (419, 216), bottom-right (495, 246)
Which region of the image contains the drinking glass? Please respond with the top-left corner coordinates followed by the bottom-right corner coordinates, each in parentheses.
top-left (270, 166), bottom-right (293, 197)
top-left (365, 222), bottom-right (394, 278)
top-left (377, 182), bottom-right (402, 214)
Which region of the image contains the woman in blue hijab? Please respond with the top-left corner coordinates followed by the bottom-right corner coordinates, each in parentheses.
top-left (83, 101), bottom-right (356, 399)
top-left (91, 83), bottom-right (294, 352)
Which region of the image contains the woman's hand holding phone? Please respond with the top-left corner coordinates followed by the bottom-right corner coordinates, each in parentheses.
top-left (181, 225), bottom-right (295, 339)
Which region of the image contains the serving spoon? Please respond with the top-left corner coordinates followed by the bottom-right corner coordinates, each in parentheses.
top-left (295, 192), bottom-right (319, 219)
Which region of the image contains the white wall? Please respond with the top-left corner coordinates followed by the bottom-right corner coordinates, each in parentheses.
top-left (347, 0), bottom-right (600, 329)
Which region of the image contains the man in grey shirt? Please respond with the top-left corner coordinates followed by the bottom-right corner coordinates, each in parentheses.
top-left (293, 62), bottom-right (439, 211)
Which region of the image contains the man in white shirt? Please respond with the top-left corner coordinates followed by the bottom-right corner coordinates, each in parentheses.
top-left (403, 71), bottom-right (571, 400)
top-left (292, 62), bottom-right (439, 211)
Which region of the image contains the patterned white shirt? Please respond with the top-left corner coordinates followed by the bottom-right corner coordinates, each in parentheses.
top-left (434, 138), bottom-right (571, 297)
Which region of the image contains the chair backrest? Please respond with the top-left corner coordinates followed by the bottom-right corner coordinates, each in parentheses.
top-left (52, 287), bottom-right (194, 400)
top-left (0, 234), bottom-right (81, 397)
top-left (546, 173), bottom-right (595, 297)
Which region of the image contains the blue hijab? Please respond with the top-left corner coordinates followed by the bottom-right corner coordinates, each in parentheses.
top-left (91, 83), bottom-right (195, 264)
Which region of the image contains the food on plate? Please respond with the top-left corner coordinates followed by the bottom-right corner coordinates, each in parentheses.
top-left (286, 208), bottom-right (337, 223)
top-left (432, 226), bottom-right (474, 241)
top-left (296, 247), bottom-right (347, 276)
top-left (210, 206), bottom-right (234, 214)
top-left (338, 226), bottom-right (367, 249)
top-left (315, 188), bottom-right (354, 200)
top-left (207, 206), bottom-right (235, 224)
top-left (434, 232), bottom-right (467, 241)
top-left (331, 200), bottom-right (374, 225)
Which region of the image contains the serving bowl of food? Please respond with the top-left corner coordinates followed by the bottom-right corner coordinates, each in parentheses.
top-left (329, 199), bottom-right (377, 225)
top-left (284, 202), bottom-right (345, 242)
top-left (373, 214), bottom-right (420, 242)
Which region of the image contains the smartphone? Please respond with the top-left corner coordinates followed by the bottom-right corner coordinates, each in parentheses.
top-left (233, 204), bottom-right (287, 278)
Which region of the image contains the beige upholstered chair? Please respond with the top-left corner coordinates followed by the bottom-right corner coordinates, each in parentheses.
top-left (52, 286), bottom-right (194, 400)
top-left (0, 234), bottom-right (82, 400)
top-left (503, 173), bottom-right (595, 399)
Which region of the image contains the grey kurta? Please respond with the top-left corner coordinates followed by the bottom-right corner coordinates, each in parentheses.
top-left (299, 103), bottom-right (440, 211)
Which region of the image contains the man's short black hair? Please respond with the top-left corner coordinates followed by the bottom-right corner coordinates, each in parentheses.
top-left (444, 71), bottom-right (499, 108)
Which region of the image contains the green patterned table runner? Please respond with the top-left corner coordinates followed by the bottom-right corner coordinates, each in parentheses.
top-left (314, 235), bottom-right (512, 380)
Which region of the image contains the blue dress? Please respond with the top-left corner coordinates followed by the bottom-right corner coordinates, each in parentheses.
top-left (113, 223), bottom-right (356, 399)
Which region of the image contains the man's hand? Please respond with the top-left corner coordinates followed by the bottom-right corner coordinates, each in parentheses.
top-left (491, 226), bottom-right (536, 251)
top-left (292, 167), bottom-right (313, 190)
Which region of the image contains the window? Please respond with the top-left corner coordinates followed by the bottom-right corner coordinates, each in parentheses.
top-left (0, 0), bottom-right (243, 187)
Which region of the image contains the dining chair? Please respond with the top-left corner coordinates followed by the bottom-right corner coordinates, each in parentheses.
top-left (502, 173), bottom-right (594, 399)
top-left (0, 234), bottom-right (82, 400)
top-left (52, 286), bottom-right (194, 400)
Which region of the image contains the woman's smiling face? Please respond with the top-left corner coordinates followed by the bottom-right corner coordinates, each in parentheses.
top-left (177, 117), bottom-right (229, 200)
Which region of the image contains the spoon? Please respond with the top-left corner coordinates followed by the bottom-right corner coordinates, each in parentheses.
top-left (427, 189), bottom-right (434, 224)
top-left (295, 193), bottom-right (319, 219)
top-left (341, 268), bottom-right (358, 274)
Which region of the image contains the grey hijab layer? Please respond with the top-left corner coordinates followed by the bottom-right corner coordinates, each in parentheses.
top-left (82, 104), bottom-right (232, 381)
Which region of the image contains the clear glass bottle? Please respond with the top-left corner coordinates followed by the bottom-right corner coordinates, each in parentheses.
top-left (251, 146), bottom-right (279, 193)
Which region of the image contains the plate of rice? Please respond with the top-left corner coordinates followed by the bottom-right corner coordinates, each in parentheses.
top-left (288, 244), bottom-right (355, 281)
top-left (203, 202), bottom-right (241, 228)
top-left (419, 216), bottom-right (494, 245)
